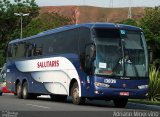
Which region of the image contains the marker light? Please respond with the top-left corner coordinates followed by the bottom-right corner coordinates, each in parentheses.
top-left (94, 91), bottom-right (99, 94)
top-left (138, 85), bottom-right (148, 89)
top-left (94, 82), bottom-right (110, 88)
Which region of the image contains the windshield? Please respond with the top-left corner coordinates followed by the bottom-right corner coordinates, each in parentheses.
top-left (122, 31), bottom-right (148, 77)
top-left (94, 28), bottom-right (148, 78)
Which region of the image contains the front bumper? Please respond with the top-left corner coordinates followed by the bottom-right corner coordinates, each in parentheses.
top-left (91, 87), bottom-right (148, 99)
top-left (84, 76), bottom-right (149, 99)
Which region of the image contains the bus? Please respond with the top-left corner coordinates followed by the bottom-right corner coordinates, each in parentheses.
top-left (6, 23), bottom-right (149, 108)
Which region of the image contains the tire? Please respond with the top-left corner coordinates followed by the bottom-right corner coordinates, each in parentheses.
top-left (50, 94), bottom-right (67, 102)
top-left (71, 82), bottom-right (85, 105)
top-left (0, 92), bottom-right (2, 96)
top-left (113, 98), bottom-right (128, 108)
top-left (22, 82), bottom-right (30, 99)
top-left (17, 82), bottom-right (22, 99)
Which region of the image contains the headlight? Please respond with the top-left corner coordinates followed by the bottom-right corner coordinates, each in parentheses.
top-left (138, 85), bottom-right (148, 89)
top-left (94, 82), bottom-right (110, 88)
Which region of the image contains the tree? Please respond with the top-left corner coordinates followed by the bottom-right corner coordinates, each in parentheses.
top-left (10, 0), bottom-right (39, 39)
top-left (120, 18), bottom-right (138, 26)
top-left (0, 0), bottom-right (39, 67)
top-left (139, 6), bottom-right (160, 61)
top-left (23, 13), bottom-right (72, 37)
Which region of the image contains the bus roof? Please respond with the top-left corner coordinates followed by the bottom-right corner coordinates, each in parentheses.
top-left (9, 23), bottom-right (142, 44)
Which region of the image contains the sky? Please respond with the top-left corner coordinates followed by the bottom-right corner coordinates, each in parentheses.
top-left (10, 0), bottom-right (160, 8)
top-left (34, 0), bottom-right (160, 8)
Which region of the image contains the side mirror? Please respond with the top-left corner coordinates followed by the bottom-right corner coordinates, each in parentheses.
top-left (85, 44), bottom-right (95, 74)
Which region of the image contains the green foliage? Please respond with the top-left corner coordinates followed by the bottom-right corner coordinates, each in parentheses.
top-left (0, 0), bottom-right (72, 67)
top-left (0, 0), bottom-right (39, 40)
top-left (148, 64), bottom-right (160, 101)
top-left (120, 18), bottom-right (138, 26)
top-left (23, 13), bottom-right (72, 37)
top-left (139, 6), bottom-right (160, 61)
top-left (0, 50), bottom-right (5, 67)
top-left (10, 0), bottom-right (39, 39)
top-left (0, 0), bottom-right (39, 67)
top-left (120, 7), bottom-right (160, 62)
top-left (129, 99), bottom-right (160, 106)
top-left (140, 7), bottom-right (160, 40)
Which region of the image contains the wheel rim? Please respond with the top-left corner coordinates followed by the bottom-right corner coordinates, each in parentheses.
top-left (73, 87), bottom-right (79, 102)
top-left (17, 84), bottom-right (21, 97)
top-left (23, 87), bottom-right (27, 97)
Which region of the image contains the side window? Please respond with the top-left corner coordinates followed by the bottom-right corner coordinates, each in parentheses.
top-left (78, 27), bottom-right (91, 70)
top-left (33, 39), bottom-right (43, 56)
top-left (15, 42), bottom-right (26, 58)
top-left (25, 42), bottom-right (34, 57)
top-left (33, 45), bottom-right (43, 56)
top-left (43, 29), bottom-right (78, 55)
top-left (43, 34), bottom-right (58, 55)
top-left (69, 29), bottom-right (78, 53)
top-left (13, 44), bottom-right (18, 59)
top-left (78, 27), bottom-right (91, 53)
top-left (7, 44), bottom-right (13, 58)
top-left (9, 44), bottom-right (17, 59)
top-left (59, 29), bottom-right (78, 54)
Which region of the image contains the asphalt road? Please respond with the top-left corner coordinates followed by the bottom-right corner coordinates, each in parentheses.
top-left (0, 93), bottom-right (160, 117)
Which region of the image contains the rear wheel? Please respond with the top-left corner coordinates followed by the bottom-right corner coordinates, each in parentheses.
top-left (113, 98), bottom-right (128, 108)
top-left (16, 82), bottom-right (22, 99)
top-left (0, 92), bottom-right (2, 96)
top-left (71, 82), bottom-right (85, 105)
top-left (50, 94), bottom-right (67, 102)
top-left (22, 82), bottom-right (30, 99)
top-left (22, 82), bottom-right (37, 99)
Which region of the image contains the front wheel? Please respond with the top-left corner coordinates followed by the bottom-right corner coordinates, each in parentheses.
top-left (71, 82), bottom-right (85, 105)
top-left (113, 98), bottom-right (128, 108)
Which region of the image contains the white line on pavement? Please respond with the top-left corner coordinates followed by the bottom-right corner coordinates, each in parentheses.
top-left (27, 104), bottom-right (50, 109)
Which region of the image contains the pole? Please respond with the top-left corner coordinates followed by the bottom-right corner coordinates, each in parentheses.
top-left (14, 13), bottom-right (29, 39)
top-left (20, 15), bottom-right (23, 39)
top-left (128, 0), bottom-right (132, 19)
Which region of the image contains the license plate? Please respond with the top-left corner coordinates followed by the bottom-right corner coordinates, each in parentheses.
top-left (120, 92), bottom-right (129, 96)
